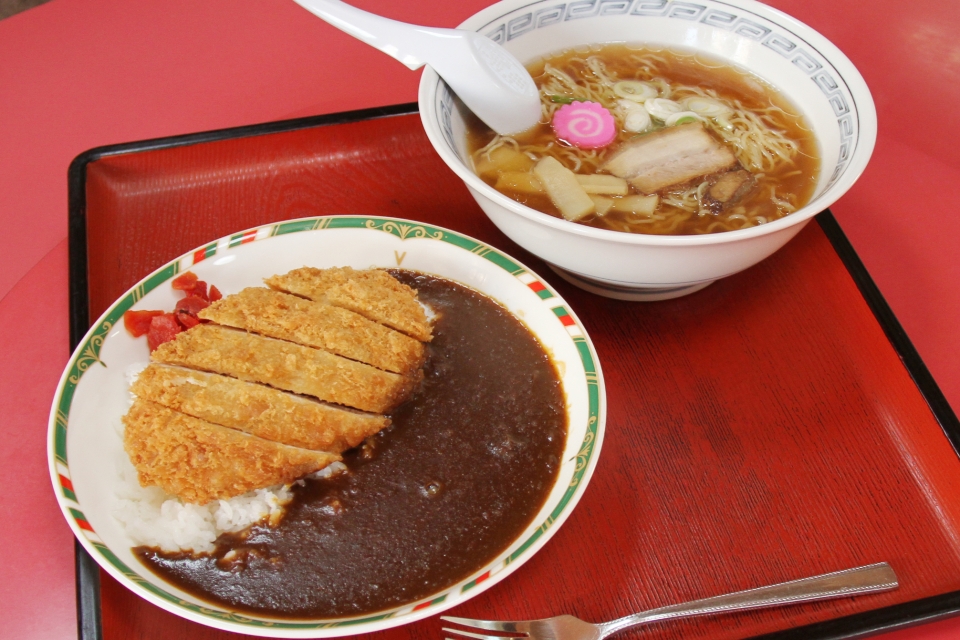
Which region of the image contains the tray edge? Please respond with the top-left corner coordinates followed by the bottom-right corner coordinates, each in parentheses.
top-left (65, 104), bottom-right (960, 640)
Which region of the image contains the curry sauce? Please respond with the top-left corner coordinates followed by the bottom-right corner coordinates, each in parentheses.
top-left (135, 272), bottom-right (567, 618)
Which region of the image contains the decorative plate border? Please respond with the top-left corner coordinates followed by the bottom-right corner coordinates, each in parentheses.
top-left (437, 0), bottom-right (858, 190)
top-left (50, 215), bottom-right (603, 632)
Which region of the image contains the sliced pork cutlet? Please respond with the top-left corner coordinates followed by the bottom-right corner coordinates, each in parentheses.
top-left (150, 324), bottom-right (416, 413)
top-left (132, 364), bottom-right (390, 453)
top-left (602, 122), bottom-right (738, 194)
top-left (198, 287), bottom-right (424, 375)
top-left (123, 398), bottom-right (340, 505)
top-left (265, 267), bottom-right (432, 342)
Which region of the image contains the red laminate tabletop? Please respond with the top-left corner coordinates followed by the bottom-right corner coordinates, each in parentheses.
top-left (1, 0), bottom-right (958, 639)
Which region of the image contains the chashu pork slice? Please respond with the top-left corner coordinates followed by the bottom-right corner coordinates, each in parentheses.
top-left (602, 122), bottom-right (737, 194)
top-left (123, 398), bottom-right (340, 505)
top-left (265, 267), bottom-right (432, 342)
top-left (198, 287), bottom-right (424, 375)
top-left (702, 169), bottom-right (757, 213)
top-left (151, 324), bottom-right (417, 413)
top-left (132, 364), bottom-right (390, 453)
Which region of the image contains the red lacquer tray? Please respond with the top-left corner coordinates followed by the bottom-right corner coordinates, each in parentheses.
top-left (67, 104), bottom-right (960, 639)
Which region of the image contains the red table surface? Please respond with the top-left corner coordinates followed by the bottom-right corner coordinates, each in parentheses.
top-left (0, 0), bottom-right (958, 639)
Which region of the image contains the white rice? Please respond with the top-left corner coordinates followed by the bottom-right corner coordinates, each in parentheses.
top-left (113, 453), bottom-right (349, 554)
top-left (113, 362), bottom-right (348, 554)
top-left (113, 457), bottom-right (294, 554)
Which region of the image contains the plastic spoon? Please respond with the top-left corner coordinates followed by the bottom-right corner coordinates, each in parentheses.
top-left (290, 0), bottom-right (542, 135)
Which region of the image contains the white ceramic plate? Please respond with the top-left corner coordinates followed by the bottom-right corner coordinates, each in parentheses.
top-left (48, 216), bottom-right (606, 637)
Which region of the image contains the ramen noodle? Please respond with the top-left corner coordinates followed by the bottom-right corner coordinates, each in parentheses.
top-left (467, 44), bottom-right (820, 236)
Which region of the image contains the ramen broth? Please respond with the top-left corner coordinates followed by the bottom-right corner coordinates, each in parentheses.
top-left (467, 45), bottom-right (820, 235)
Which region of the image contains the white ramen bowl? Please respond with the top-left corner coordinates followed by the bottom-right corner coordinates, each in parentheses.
top-left (419, 0), bottom-right (876, 300)
top-left (48, 216), bottom-right (604, 637)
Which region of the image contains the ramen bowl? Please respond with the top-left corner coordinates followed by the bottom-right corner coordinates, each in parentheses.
top-left (419, 0), bottom-right (875, 300)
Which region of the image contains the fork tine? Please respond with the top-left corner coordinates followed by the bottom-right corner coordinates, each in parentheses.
top-left (441, 626), bottom-right (528, 640)
top-left (441, 615), bottom-right (529, 633)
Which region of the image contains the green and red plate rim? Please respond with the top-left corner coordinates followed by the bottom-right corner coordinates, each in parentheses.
top-left (47, 214), bottom-right (605, 633)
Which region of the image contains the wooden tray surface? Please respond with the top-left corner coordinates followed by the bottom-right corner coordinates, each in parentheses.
top-left (69, 105), bottom-right (960, 639)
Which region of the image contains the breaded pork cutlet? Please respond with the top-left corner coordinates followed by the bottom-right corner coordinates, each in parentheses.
top-left (198, 287), bottom-right (425, 375)
top-left (123, 398), bottom-right (340, 504)
top-left (151, 324), bottom-right (416, 413)
top-left (266, 267), bottom-right (432, 342)
top-left (132, 364), bottom-right (390, 453)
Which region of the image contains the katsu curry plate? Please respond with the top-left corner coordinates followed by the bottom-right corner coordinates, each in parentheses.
top-left (48, 216), bottom-right (605, 636)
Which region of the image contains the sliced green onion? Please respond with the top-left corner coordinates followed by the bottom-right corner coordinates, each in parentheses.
top-left (644, 98), bottom-right (683, 121)
top-left (613, 81), bottom-right (658, 102)
top-left (682, 96), bottom-right (734, 118)
top-left (549, 95), bottom-right (575, 104)
top-left (674, 116), bottom-right (698, 125)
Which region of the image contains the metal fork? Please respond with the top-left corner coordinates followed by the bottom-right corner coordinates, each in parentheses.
top-left (442, 562), bottom-right (898, 640)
